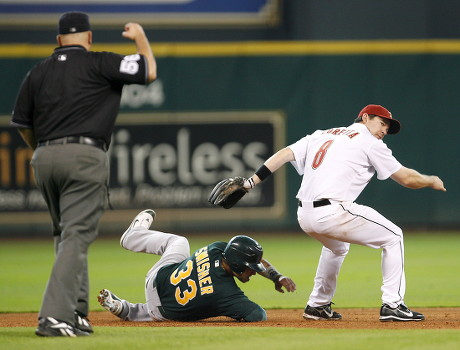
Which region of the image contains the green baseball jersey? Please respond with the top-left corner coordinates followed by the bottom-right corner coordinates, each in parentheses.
top-left (155, 241), bottom-right (261, 321)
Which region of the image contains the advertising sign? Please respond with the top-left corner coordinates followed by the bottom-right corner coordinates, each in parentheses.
top-left (0, 111), bottom-right (286, 225)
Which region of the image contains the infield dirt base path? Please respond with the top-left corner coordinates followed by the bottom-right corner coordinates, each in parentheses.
top-left (1, 308), bottom-right (460, 329)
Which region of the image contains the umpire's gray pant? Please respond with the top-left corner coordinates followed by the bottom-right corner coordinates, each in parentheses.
top-left (31, 143), bottom-right (108, 325)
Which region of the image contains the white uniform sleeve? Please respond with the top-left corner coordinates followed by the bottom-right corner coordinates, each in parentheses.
top-left (368, 141), bottom-right (402, 180)
top-left (287, 135), bottom-right (311, 175)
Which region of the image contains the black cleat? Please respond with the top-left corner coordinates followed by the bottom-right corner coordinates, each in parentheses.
top-left (35, 317), bottom-right (90, 337)
top-left (379, 303), bottom-right (425, 322)
top-left (303, 303), bottom-right (342, 320)
top-left (75, 311), bottom-right (93, 333)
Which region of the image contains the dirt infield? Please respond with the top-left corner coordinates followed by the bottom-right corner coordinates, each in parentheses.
top-left (2, 308), bottom-right (460, 329)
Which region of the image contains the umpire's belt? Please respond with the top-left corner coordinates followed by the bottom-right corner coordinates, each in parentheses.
top-left (298, 199), bottom-right (331, 208)
top-left (37, 136), bottom-right (107, 151)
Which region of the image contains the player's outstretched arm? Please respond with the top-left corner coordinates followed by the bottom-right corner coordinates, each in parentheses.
top-left (390, 166), bottom-right (446, 191)
top-left (244, 147), bottom-right (295, 189)
top-left (258, 258), bottom-right (296, 293)
top-left (208, 147), bottom-right (295, 208)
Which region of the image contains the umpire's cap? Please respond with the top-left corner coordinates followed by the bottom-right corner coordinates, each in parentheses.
top-left (58, 11), bottom-right (90, 34)
top-left (358, 104), bottom-right (401, 134)
top-left (223, 235), bottom-right (265, 274)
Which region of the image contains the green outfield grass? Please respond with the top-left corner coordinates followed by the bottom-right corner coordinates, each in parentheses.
top-left (1, 231), bottom-right (459, 312)
top-left (0, 231), bottom-right (459, 350)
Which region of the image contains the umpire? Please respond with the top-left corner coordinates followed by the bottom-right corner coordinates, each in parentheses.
top-left (10, 12), bottom-right (157, 337)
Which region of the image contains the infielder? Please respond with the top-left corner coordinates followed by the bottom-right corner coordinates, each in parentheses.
top-left (98, 209), bottom-right (296, 322)
top-left (209, 104), bottom-right (446, 321)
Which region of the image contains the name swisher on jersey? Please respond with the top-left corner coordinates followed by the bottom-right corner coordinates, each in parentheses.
top-left (194, 246), bottom-right (214, 296)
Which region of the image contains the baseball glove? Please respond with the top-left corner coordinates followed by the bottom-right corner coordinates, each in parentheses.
top-left (208, 177), bottom-right (248, 209)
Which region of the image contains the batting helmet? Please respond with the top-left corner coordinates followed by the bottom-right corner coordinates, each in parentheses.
top-left (223, 235), bottom-right (265, 274)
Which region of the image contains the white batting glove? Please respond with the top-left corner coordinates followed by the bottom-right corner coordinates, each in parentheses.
top-left (243, 177), bottom-right (255, 189)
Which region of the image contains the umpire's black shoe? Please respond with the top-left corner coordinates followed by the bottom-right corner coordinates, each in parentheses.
top-left (303, 303), bottom-right (342, 320)
top-left (379, 303), bottom-right (425, 322)
top-left (75, 311), bottom-right (94, 333)
top-left (35, 317), bottom-right (90, 337)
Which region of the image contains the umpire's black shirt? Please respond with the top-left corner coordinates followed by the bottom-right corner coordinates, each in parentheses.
top-left (11, 45), bottom-right (148, 146)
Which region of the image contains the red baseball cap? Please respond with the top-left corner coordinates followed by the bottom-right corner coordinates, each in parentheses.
top-left (358, 104), bottom-right (401, 134)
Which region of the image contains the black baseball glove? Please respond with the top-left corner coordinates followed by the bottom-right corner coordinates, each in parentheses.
top-left (208, 177), bottom-right (248, 209)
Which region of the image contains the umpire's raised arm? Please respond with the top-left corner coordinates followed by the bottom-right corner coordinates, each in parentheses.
top-left (122, 22), bottom-right (157, 82)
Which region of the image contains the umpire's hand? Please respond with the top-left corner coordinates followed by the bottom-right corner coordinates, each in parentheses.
top-left (122, 22), bottom-right (145, 41)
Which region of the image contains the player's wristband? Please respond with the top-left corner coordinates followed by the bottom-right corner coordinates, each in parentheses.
top-left (264, 266), bottom-right (282, 281)
top-left (255, 164), bottom-right (272, 181)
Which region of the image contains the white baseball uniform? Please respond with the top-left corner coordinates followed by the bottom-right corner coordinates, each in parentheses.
top-left (288, 122), bottom-right (405, 308)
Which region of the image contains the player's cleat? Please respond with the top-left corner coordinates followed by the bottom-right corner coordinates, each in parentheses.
top-left (120, 209), bottom-right (156, 248)
top-left (74, 311), bottom-right (93, 333)
top-left (379, 303), bottom-right (425, 322)
top-left (98, 289), bottom-right (124, 316)
top-left (303, 303), bottom-right (342, 320)
top-left (35, 317), bottom-right (90, 337)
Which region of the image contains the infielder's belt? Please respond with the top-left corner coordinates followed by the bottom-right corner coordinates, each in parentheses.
top-left (37, 136), bottom-right (107, 151)
top-left (298, 199), bottom-right (331, 208)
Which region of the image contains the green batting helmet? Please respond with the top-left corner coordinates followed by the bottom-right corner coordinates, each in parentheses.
top-left (223, 235), bottom-right (265, 274)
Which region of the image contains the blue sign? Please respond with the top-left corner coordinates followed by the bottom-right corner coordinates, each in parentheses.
top-left (0, 0), bottom-right (280, 26)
